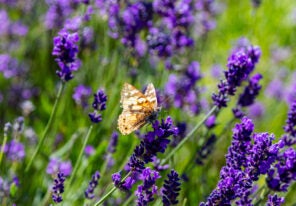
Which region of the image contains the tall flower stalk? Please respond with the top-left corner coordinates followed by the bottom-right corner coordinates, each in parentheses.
top-left (25, 83), bottom-right (65, 172)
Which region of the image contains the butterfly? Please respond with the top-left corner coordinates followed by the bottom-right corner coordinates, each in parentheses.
top-left (118, 83), bottom-right (160, 135)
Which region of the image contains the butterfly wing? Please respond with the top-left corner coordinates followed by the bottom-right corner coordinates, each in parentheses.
top-left (120, 83), bottom-right (155, 112)
top-left (118, 83), bottom-right (157, 135)
top-left (118, 112), bottom-right (147, 135)
top-left (144, 83), bottom-right (158, 110)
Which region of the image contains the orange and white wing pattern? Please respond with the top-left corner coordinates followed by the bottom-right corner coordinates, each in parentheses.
top-left (144, 83), bottom-right (158, 110)
top-left (118, 83), bottom-right (157, 135)
top-left (118, 112), bottom-right (147, 135)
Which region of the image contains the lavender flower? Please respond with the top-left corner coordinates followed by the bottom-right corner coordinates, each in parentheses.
top-left (164, 61), bottom-right (202, 114)
top-left (233, 73), bottom-right (263, 118)
top-left (162, 170), bottom-right (181, 206)
top-left (85, 145), bottom-right (95, 156)
top-left (212, 44), bottom-right (261, 108)
top-left (52, 30), bottom-right (80, 82)
top-left (135, 168), bottom-right (160, 205)
top-left (44, 0), bottom-right (80, 30)
top-left (46, 158), bottom-right (72, 176)
top-left (266, 147), bottom-right (296, 192)
top-left (202, 117), bottom-right (278, 205)
top-left (128, 117), bottom-right (178, 172)
top-left (85, 171), bottom-right (100, 199)
top-left (248, 102), bottom-right (265, 119)
top-left (106, 132), bottom-right (119, 168)
top-left (3, 140), bottom-right (25, 161)
top-left (73, 85), bottom-right (92, 108)
top-left (52, 172), bottom-right (65, 203)
top-left (266, 194), bottom-right (284, 206)
top-left (88, 89), bottom-right (107, 123)
top-left (283, 101), bottom-right (296, 138)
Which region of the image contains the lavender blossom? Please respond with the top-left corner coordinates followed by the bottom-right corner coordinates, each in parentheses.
top-left (202, 117), bottom-right (278, 205)
top-left (162, 170), bottom-right (181, 206)
top-left (85, 145), bottom-right (95, 156)
top-left (52, 30), bottom-right (81, 82)
top-left (266, 194), bottom-right (284, 206)
top-left (3, 140), bottom-right (25, 161)
top-left (72, 85), bottom-right (92, 108)
top-left (88, 89), bottom-right (107, 123)
top-left (85, 171), bottom-right (100, 199)
top-left (135, 168), bottom-right (160, 205)
top-left (164, 61), bottom-right (202, 114)
top-left (52, 172), bottom-right (65, 203)
top-left (283, 101), bottom-right (296, 138)
top-left (266, 147), bottom-right (296, 192)
top-left (46, 158), bottom-right (72, 177)
top-left (128, 117), bottom-right (178, 172)
top-left (212, 44), bottom-right (261, 108)
top-left (233, 73), bottom-right (263, 118)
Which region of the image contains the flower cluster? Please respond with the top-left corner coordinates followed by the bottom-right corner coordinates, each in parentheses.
top-left (3, 140), bottom-right (25, 162)
top-left (162, 170), bottom-right (181, 206)
top-left (0, 9), bottom-right (28, 38)
top-left (88, 89), bottom-right (108, 123)
top-left (44, 0), bottom-right (81, 30)
top-left (164, 61), bottom-right (203, 114)
top-left (85, 171), bottom-right (100, 199)
top-left (52, 30), bottom-right (81, 82)
top-left (136, 168), bottom-right (160, 205)
top-left (128, 117), bottom-right (178, 172)
top-left (72, 85), bottom-right (92, 108)
top-left (52, 172), bottom-right (65, 203)
top-left (201, 117), bottom-right (278, 205)
top-left (46, 158), bottom-right (72, 177)
top-left (212, 45), bottom-right (261, 108)
top-left (266, 194), bottom-right (285, 206)
top-left (233, 73), bottom-right (263, 118)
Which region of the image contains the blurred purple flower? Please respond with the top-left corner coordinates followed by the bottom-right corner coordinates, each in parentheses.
top-left (46, 158), bottom-right (72, 176)
top-left (85, 145), bottom-right (95, 156)
top-left (205, 115), bottom-right (216, 129)
top-left (85, 171), bottom-right (100, 199)
top-left (73, 85), bottom-right (92, 108)
top-left (0, 54), bottom-right (21, 78)
top-left (52, 30), bottom-right (81, 82)
top-left (195, 134), bottom-right (216, 165)
top-left (265, 78), bottom-right (284, 101)
top-left (3, 140), bottom-right (25, 161)
top-left (247, 102), bottom-right (265, 119)
top-left (164, 61), bottom-right (202, 114)
top-left (44, 0), bottom-right (80, 30)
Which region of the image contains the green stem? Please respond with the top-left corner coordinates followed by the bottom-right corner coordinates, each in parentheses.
top-left (161, 106), bottom-right (217, 165)
top-left (68, 124), bottom-right (93, 186)
top-left (25, 82), bottom-right (65, 172)
top-left (0, 132), bottom-right (8, 166)
top-left (94, 172), bottom-right (131, 206)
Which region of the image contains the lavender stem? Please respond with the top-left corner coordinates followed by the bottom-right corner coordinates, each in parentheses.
top-left (25, 82), bottom-right (65, 172)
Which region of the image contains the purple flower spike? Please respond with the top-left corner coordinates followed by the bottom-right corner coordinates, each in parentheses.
top-left (136, 168), bottom-right (160, 206)
top-left (89, 89), bottom-right (107, 123)
top-left (212, 44), bottom-right (261, 108)
top-left (52, 172), bottom-right (65, 203)
top-left (266, 194), bottom-right (284, 206)
top-left (85, 171), bottom-right (100, 199)
top-left (162, 170), bottom-right (181, 206)
top-left (73, 85), bottom-right (92, 108)
top-left (52, 30), bottom-right (81, 82)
